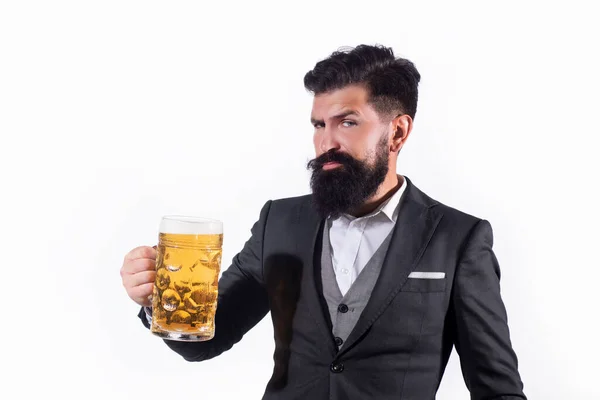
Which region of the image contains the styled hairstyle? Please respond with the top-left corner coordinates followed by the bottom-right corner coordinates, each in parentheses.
top-left (303, 44), bottom-right (421, 120)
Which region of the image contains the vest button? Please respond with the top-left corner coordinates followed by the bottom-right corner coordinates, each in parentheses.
top-left (330, 362), bottom-right (344, 373)
top-left (334, 337), bottom-right (344, 347)
top-left (338, 304), bottom-right (349, 313)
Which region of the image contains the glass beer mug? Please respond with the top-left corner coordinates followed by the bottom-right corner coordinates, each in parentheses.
top-left (150, 216), bottom-right (223, 341)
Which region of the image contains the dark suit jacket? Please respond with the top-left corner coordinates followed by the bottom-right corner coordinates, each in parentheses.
top-left (139, 177), bottom-right (526, 399)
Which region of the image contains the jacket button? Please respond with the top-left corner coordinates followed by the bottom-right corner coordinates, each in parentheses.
top-left (330, 363), bottom-right (344, 373)
top-left (337, 304), bottom-right (349, 313)
top-left (334, 337), bottom-right (343, 347)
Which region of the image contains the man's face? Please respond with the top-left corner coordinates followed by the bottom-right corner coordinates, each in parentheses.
top-left (310, 85), bottom-right (389, 166)
top-left (307, 85), bottom-right (392, 218)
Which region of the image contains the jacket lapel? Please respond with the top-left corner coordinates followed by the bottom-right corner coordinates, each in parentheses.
top-left (337, 178), bottom-right (443, 356)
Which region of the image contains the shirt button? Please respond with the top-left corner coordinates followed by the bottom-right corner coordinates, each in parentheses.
top-left (334, 337), bottom-right (344, 347)
top-left (330, 362), bottom-right (344, 373)
top-left (338, 304), bottom-right (349, 313)
top-left (340, 268), bottom-right (349, 274)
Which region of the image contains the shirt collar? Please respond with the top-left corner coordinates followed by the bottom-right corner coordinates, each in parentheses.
top-left (377, 175), bottom-right (406, 222)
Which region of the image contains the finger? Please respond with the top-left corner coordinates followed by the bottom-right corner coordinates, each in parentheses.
top-left (122, 258), bottom-right (156, 275)
top-left (129, 283), bottom-right (154, 306)
top-left (124, 270), bottom-right (156, 288)
top-left (124, 246), bottom-right (157, 262)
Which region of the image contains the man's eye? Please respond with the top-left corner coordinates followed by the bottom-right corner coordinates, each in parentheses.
top-left (313, 123), bottom-right (324, 129)
top-left (342, 120), bottom-right (357, 127)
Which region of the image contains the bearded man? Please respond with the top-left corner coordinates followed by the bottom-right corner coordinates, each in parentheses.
top-left (121, 44), bottom-right (526, 400)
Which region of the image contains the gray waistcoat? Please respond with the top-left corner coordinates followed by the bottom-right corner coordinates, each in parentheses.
top-left (320, 222), bottom-right (394, 349)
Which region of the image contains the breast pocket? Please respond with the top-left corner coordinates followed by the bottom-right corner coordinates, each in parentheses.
top-left (401, 277), bottom-right (447, 292)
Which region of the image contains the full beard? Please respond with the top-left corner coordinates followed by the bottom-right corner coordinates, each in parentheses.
top-left (306, 136), bottom-right (389, 219)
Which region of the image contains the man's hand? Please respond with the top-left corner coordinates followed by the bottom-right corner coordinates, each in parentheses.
top-left (120, 246), bottom-right (157, 307)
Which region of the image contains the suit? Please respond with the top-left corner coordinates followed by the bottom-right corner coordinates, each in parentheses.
top-left (139, 176), bottom-right (526, 399)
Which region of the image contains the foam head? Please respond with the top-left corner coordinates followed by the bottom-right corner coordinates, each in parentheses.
top-left (159, 216), bottom-right (223, 235)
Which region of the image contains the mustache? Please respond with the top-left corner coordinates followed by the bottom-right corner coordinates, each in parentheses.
top-left (306, 150), bottom-right (358, 171)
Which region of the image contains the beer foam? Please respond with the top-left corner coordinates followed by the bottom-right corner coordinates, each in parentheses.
top-left (160, 216), bottom-right (223, 235)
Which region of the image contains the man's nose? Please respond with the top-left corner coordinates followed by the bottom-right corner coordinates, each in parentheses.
top-left (319, 129), bottom-right (341, 154)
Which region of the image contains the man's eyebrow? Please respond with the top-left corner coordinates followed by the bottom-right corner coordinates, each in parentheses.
top-left (311, 110), bottom-right (360, 125)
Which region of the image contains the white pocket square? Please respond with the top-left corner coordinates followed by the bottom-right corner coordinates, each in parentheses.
top-left (408, 272), bottom-right (445, 279)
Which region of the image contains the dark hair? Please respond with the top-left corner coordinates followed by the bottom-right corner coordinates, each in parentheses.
top-left (303, 44), bottom-right (421, 120)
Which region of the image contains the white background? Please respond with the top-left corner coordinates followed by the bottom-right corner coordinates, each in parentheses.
top-left (1, 1), bottom-right (599, 399)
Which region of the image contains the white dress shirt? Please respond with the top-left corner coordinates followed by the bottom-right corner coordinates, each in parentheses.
top-left (328, 175), bottom-right (406, 296)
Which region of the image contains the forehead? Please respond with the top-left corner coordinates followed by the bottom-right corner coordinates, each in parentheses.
top-left (311, 85), bottom-right (377, 120)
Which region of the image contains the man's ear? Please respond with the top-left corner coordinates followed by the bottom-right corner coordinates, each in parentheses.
top-left (390, 114), bottom-right (413, 152)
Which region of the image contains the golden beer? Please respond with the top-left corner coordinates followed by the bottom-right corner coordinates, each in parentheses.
top-left (151, 216), bottom-right (223, 341)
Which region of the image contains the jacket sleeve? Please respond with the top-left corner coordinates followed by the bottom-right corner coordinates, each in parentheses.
top-left (452, 219), bottom-right (527, 400)
top-left (138, 200), bottom-right (272, 361)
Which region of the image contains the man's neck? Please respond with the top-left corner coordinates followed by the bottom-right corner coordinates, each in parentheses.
top-left (348, 174), bottom-right (403, 218)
